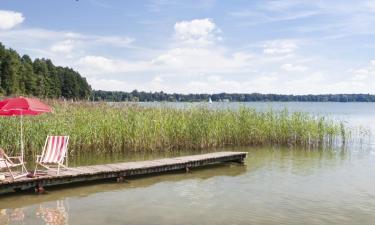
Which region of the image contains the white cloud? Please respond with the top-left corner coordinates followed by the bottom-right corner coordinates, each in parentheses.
top-left (146, 0), bottom-right (215, 12)
top-left (78, 47), bottom-right (256, 77)
top-left (75, 18), bottom-right (314, 93)
top-left (88, 76), bottom-right (170, 92)
top-left (2, 12), bottom-right (374, 94)
top-left (93, 36), bottom-right (134, 47)
top-left (78, 55), bottom-right (150, 75)
top-left (151, 52), bottom-right (182, 66)
top-left (263, 40), bottom-right (298, 55)
top-left (0, 10), bottom-right (24, 30)
top-left (79, 56), bottom-right (115, 73)
top-left (350, 60), bottom-right (375, 81)
top-left (50, 40), bottom-right (75, 54)
top-left (0, 27), bottom-right (135, 66)
top-left (81, 54), bottom-right (375, 94)
top-left (151, 47), bottom-right (252, 72)
top-left (88, 78), bottom-right (134, 91)
top-left (229, 9), bottom-right (319, 26)
top-left (75, 19), bottom-right (260, 83)
top-left (364, 1), bottom-right (375, 12)
top-left (0, 28), bottom-right (134, 48)
top-left (259, 0), bottom-right (309, 12)
top-left (174, 18), bottom-right (221, 45)
top-left (281, 63), bottom-right (308, 72)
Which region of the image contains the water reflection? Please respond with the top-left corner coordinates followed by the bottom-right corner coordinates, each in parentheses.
top-left (0, 162), bottom-right (247, 225)
top-left (36, 201), bottom-right (68, 225)
top-left (0, 201), bottom-right (68, 225)
top-left (1, 145), bottom-right (375, 225)
top-left (0, 208), bottom-right (24, 225)
top-left (0, 162), bottom-right (246, 209)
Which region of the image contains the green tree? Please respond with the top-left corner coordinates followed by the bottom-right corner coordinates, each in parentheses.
top-left (1, 50), bottom-right (21, 95)
top-left (20, 55), bottom-right (36, 95)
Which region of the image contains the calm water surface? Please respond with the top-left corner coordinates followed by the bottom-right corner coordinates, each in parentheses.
top-left (1, 102), bottom-right (375, 225)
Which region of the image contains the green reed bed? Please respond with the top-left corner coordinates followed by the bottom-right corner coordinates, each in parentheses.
top-left (0, 101), bottom-right (347, 156)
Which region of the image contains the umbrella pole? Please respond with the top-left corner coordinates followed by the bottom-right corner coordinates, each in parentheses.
top-left (20, 114), bottom-right (24, 173)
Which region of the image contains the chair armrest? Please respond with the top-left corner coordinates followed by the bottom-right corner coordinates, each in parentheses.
top-left (7, 156), bottom-right (23, 163)
top-left (7, 156), bottom-right (22, 159)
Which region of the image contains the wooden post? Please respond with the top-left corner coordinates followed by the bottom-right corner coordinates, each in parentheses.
top-left (35, 183), bottom-right (45, 194)
top-left (237, 157), bottom-right (245, 164)
top-left (117, 176), bottom-right (124, 182)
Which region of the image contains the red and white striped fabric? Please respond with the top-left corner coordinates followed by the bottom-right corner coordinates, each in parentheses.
top-left (41, 136), bottom-right (69, 164)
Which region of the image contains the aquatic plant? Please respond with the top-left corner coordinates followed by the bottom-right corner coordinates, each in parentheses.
top-left (0, 101), bottom-right (347, 156)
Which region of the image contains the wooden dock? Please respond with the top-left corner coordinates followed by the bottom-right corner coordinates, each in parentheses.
top-left (0, 151), bottom-right (247, 195)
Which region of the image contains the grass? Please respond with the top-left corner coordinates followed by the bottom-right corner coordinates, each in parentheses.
top-left (0, 101), bottom-right (347, 156)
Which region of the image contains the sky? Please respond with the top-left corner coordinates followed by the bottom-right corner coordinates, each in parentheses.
top-left (1, 0), bottom-right (375, 94)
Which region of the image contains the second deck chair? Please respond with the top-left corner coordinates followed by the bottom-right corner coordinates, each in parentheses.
top-left (0, 148), bottom-right (28, 180)
top-left (34, 136), bottom-right (70, 175)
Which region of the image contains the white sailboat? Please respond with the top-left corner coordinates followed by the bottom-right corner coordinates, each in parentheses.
top-left (209, 97), bottom-right (213, 103)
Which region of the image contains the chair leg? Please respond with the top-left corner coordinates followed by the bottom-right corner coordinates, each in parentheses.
top-left (7, 166), bottom-right (15, 180)
top-left (34, 163), bottom-right (52, 175)
top-left (33, 163), bottom-right (39, 176)
top-left (39, 163), bottom-right (52, 170)
top-left (60, 164), bottom-right (69, 169)
top-left (22, 163), bottom-right (28, 174)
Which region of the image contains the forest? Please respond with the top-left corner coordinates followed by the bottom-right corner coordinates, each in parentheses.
top-left (0, 42), bottom-right (91, 99)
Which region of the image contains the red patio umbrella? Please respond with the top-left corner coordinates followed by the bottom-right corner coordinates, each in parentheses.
top-left (0, 97), bottom-right (52, 171)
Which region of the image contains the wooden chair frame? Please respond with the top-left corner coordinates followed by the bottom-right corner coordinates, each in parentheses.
top-left (0, 152), bottom-right (28, 180)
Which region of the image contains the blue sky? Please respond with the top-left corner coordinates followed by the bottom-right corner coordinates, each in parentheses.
top-left (1, 0), bottom-right (375, 94)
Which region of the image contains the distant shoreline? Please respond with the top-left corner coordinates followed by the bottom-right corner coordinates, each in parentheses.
top-left (92, 90), bottom-right (375, 102)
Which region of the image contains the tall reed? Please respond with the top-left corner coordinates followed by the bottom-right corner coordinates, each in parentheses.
top-left (0, 101), bottom-right (347, 156)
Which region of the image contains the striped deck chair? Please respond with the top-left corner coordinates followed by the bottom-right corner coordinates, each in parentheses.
top-left (34, 136), bottom-right (70, 175)
top-left (0, 148), bottom-right (28, 180)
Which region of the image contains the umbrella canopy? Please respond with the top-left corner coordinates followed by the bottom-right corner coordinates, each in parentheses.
top-left (0, 97), bottom-right (52, 172)
top-left (0, 97), bottom-right (52, 116)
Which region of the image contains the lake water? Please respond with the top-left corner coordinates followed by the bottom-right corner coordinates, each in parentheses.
top-left (1, 102), bottom-right (375, 225)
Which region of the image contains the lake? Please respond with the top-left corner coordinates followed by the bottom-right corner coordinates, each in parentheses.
top-left (1, 102), bottom-right (375, 225)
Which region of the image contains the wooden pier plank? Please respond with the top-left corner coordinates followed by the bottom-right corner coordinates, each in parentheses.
top-left (0, 151), bottom-right (247, 194)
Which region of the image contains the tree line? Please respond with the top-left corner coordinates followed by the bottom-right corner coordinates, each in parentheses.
top-left (0, 42), bottom-right (91, 99)
top-left (2, 42), bottom-right (375, 102)
top-left (93, 90), bottom-right (375, 102)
